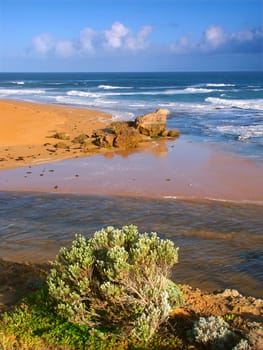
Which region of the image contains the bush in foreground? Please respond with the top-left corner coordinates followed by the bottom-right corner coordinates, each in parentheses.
top-left (47, 225), bottom-right (183, 342)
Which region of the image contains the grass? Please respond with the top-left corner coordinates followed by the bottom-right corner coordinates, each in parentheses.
top-left (0, 285), bottom-right (198, 350)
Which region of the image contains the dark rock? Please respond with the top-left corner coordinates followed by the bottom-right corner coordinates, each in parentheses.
top-left (109, 121), bottom-right (135, 135)
top-left (93, 130), bottom-right (115, 148)
top-left (51, 132), bottom-right (70, 140)
top-left (72, 134), bottom-right (89, 144)
top-left (54, 142), bottom-right (68, 149)
top-left (135, 108), bottom-right (170, 137)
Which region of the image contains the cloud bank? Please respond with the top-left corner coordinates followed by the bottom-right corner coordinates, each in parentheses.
top-left (171, 25), bottom-right (263, 54)
top-left (31, 22), bottom-right (262, 58)
top-left (31, 22), bottom-right (153, 57)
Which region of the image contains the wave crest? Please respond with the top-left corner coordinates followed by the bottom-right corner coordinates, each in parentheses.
top-left (98, 84), bottom-right (131, 90)
top-left (0, 88), bottom-right (45, 96)
top-left (205, 97), bottom-right (263, 111)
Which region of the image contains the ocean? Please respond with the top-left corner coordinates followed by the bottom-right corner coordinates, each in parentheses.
top-left (0, 72), bottom-right (262, 297)
top-left (0, 71), bottom-right (263, 161)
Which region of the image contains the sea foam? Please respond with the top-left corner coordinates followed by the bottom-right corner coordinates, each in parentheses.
top-left (98, 85), bottom-right (131, 90)
top-left (205, 97), bottom-right (263, 111)
top-left (0, 88), bottom-right (45, 96)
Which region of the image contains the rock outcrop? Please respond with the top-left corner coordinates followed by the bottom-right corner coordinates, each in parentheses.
top-left (113, 128), bottom-right (142, 149)
top-left (135, 108), bottom-right (170, 137)
top-left (47, 109), bottom-right (180, 153)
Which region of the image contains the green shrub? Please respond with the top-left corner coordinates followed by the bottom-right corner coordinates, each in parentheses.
top-left (47, 225), bottom-right (183, 342)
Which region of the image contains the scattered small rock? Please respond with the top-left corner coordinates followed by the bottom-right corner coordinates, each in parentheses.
top-left (54, 142), bottom-right (68, 149)
top-left (72, 134), bottom-right (89, 144)
top-left (168, 129), bottom-right (180, 138)
top-left (50, 132), bottom-right (70, 140)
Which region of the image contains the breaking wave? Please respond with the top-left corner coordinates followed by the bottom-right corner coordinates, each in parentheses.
top-left (0, 88), bottom-right (45, 96)
top-left (206, 83), bottom-right (235, 87)
top-left (11, 81), bottom-right (25, 85)
top-left (98, 85), bottom-right (131, 90)
top-left (67, 87), bottom-right (216, 98)
top-left (205, 97), bottom-right (263, 111)
top-left (216, 125), bottom-right (263, 141)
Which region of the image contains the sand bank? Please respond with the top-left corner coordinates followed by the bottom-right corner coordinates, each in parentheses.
top-left (0, 100), bottom-right (112, 170)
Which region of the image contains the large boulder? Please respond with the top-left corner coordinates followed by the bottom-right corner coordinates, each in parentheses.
top-left (114, 128), bottom-right (142, 149)
top-left (135, 108), bottom-right (170, 137)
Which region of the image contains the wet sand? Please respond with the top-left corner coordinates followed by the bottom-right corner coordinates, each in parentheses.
top-left (1, 100), bottom-right (263, 202)
top-left (1, 138), bottom-right (263, 202)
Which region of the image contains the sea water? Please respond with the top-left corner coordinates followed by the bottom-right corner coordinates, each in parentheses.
top-left (0, 72), bottom-right (262, 296)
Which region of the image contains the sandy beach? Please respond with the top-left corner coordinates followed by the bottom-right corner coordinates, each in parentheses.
top-left (0, 100), bottom-right (112, 170)
top-left (1, 99), bottom-right (263, 202)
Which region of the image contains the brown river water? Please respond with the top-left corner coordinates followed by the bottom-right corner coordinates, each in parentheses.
top-left (0, 192), bottom-right (262, 298)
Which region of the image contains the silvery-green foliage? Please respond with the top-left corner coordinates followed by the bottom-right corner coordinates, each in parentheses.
top-left (47, 225), bottom-right (183, 341)
top-left (192, 316), bottom-right (235, 350)
top-left (232, 339), bottom-right (251, 350)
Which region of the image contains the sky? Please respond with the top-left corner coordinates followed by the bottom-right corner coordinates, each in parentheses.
top-left (0, 0), bottom-right (262, 72)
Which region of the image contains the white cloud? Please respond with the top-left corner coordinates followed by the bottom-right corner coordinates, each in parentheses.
top-left (104, 22), bottom-right (153, 50)
top-left (32, 33), bottom-right (53, 54)
top-left (204, 26), bottom-right (226, 47)
top-left (104, 22), bottom-right (130, 48)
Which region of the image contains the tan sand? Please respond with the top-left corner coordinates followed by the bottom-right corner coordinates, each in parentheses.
top-left (0, 100), bottom-right (112, 169)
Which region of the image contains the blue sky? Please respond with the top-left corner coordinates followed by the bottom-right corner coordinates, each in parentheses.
top-left (0, 0), bottom-right (262, 72)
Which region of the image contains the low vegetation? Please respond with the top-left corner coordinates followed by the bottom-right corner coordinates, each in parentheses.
top-left (0, 226), bottom-right (257, 349)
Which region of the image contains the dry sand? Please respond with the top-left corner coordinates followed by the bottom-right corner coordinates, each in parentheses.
top-left (0, 99), bottom-right (112, 170)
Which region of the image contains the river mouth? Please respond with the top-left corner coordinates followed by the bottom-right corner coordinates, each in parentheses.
top-left (1, 191), bottom-right (262, 298)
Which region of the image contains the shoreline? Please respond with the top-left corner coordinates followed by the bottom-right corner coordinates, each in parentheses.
top-left (1, 99), bottom-right (263, 203)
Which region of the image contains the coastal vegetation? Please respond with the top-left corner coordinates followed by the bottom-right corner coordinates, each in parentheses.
top-left (0, 226), bottom-right (262, 349)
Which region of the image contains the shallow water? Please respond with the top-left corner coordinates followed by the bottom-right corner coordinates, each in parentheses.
top-left (0, 191), bottom-right (262, 298)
